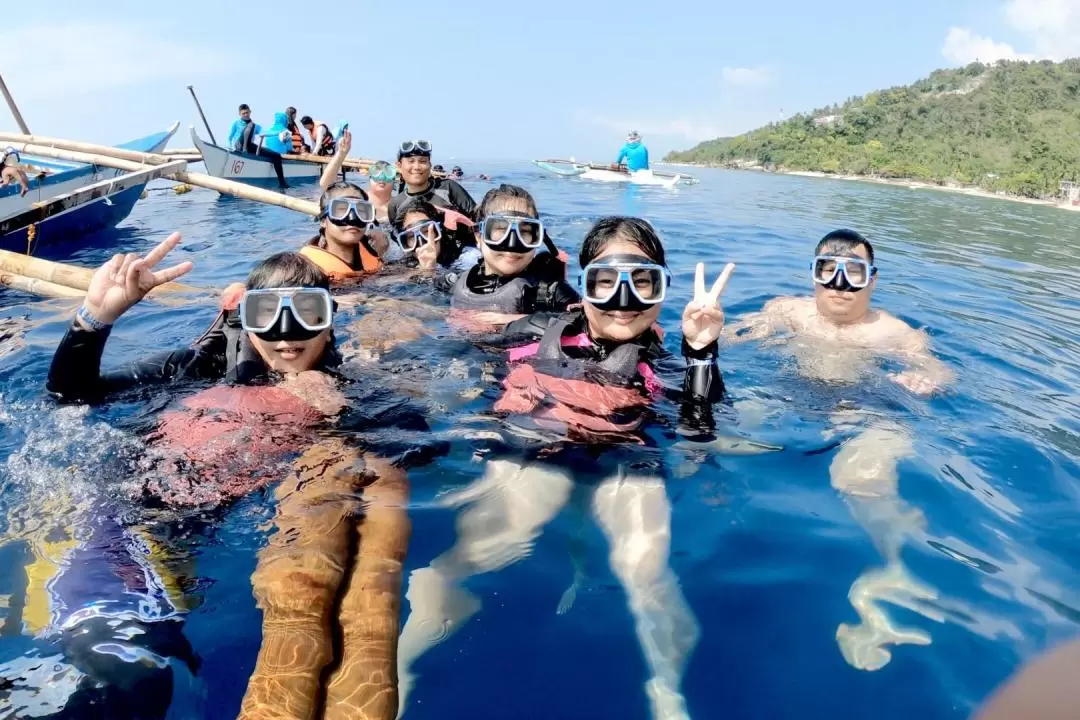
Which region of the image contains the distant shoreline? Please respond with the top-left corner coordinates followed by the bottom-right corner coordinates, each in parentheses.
top-left (657, 162), bottom-right (1080, 213)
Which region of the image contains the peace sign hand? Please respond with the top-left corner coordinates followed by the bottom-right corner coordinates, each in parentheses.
top-left (82, 232), bottom-right (193, 326)
top-left (682, 262), bottom-right (735, 350)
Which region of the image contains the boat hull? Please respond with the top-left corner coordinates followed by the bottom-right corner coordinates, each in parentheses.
top-left (0, 123), bottom-right (180, 253)
top-left (533, 158), bottom-right (697, 186)
top-left (191, 128), bottom-right (326, 184)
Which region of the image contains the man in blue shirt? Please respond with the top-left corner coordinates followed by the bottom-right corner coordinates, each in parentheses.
top-left (225, 103), bottom-right (289, 189)
top-left (614, 130), bottom-right (649, 172)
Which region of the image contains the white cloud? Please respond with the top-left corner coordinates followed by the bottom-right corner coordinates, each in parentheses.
top-left (1005, 0), bottom-right (1080, 59)
top-left (942, 0), bottom-right (1080, 65)
top-left (721, 66), bottom-right (772, 87)
top-left (2, 22), bottom-right (235, 101)
top-left (942, 27), bottom-right (1030, 64)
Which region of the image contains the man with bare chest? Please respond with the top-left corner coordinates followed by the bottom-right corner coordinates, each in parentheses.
top-left (726, 229), bottom-right (954, 672)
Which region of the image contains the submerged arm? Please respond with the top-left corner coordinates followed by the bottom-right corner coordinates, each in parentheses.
top-left (721, 297), bottom-right (793, 345)
top-left (890, 327), bottom-right (953, 395)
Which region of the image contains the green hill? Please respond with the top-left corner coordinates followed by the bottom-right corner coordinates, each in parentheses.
top-left (665, 59), bottom-right (1080, 198)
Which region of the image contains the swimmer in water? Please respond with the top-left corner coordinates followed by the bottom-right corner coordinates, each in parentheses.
top-left (300, 181), bottom-right (397, 284)
top-left (445, 183), bottom-right (579, 326)
top-left (724, 228), bottom-right (954, 671)
top-left (45, 237), bottom-right (410, 718)
top-left (398, 217), bottom-right (735, 720)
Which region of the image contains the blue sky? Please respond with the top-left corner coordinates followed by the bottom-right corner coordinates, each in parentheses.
top-left (5, 0), bottom-right (1078, 161)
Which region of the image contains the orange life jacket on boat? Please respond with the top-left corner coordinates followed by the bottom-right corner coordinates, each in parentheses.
top-left (291, 128), bottom-right (307, 153)
top-left (312, 120), bottom-right (335, 154)
top-left (300, 243), bottom-right (382, 280)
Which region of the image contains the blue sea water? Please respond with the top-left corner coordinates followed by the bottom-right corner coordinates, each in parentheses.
top-left (0, 164), bottom-right (1079, 719)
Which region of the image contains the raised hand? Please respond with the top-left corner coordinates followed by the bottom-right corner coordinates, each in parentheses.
top-left (682, 262), bottom-right (735, 350)
top-left (338, 128), bottom-right (352, 156)
top-left (416, 237), bottom-right (440, 270)
top-left (82, 232), bottom-right (193, 326)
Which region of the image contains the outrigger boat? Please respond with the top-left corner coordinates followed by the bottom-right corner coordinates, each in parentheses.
top-left (533, 158), bottom-right (698, 187)
top-left (190, 128), bottom-right (380, 187)
top-left (0, 122), bottom-right (180, 253)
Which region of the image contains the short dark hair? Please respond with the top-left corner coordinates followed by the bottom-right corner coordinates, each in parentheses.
top-left (815, 229), bottom-right (874, 263)
top-left (246, 252), bottom-right (329, 290)
top-left (580, 216), bottom-right (666, 267)
top-left (394, 198), bottom-right (440, 229)
top-left (476, 184), bottom-right (538, 221)
top-left (286, 106), bottom-right (297, 114)
top-left (238, 104), bottom-right (250, 112)
top-left (300, 115), bottom-right (313, 126)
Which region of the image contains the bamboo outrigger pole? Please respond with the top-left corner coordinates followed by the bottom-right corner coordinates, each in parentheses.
top-left (0, 72), bottom-right (30, 134)
top-left (0, 137), bottom-right (320, 216)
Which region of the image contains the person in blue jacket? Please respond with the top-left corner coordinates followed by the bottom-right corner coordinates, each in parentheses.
top-left (225, 104), bottom-right (289, 189)
top-left (614, 130), bottom-right (649, 172)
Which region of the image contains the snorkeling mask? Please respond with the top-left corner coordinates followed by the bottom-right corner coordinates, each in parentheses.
top-left (812, 255), bottom-right (876, 293)
top-left (322, 197), bottom-right (376, 227)
top-left (369, 162), bottom-right (397, 183)
top-left (579, 253), bottom-right (670, 311)
top-left (395, 220), bottom-right (442, 252)
top-left (399, 140), bottom-right (432, 157)
top-left (239, 287), bottom-right (333, 342)
top-left (478, 213), bottom-right (544, 254)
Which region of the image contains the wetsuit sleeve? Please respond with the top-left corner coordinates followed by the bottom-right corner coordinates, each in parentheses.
top-left (447, 181), bottom-right (478, 219)
top-left (646, 338), bottom-right (724, 436)
top-left (46, 322), bottom-right (225, 404)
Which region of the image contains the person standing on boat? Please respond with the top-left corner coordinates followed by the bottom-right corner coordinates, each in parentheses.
top-left (614, 130), bottom-right (650, 173)
top-left (227, 104), bottom-right (289, 189)
top-left (285, 106), bottom-right (311, 154)
top-left (389, 140), bottom-right (479, 268)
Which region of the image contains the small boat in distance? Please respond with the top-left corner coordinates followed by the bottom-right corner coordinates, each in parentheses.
top-left (192, 128), bottom-right (329, 185)
top-left (533, 158), bottom-right (698, 187)
top-left (0, 122), bottom-right (180, 253)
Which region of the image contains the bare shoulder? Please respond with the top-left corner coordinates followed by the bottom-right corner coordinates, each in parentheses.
top-left (872, 310), bottom-right (929, 349)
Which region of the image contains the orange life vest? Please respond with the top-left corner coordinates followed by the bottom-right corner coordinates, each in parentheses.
top-left (300, 243), bottom-right (382, 281)
top-left (291, 128), bottom-right (306, 153)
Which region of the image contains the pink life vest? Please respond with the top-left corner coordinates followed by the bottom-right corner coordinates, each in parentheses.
top-left (144, 385), bottom-right (324, 506)
top-left (494, 318), bottom-right (661, 442)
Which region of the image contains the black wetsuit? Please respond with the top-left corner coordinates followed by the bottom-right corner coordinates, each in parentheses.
top-left (237, 122), bottom-right (289, 189)
top-left (46, 313), bottom-right (338, 404)
top-left (441, 252), bottom-right (580, 312)
top-left (389, 177), bottom-right (478, 264)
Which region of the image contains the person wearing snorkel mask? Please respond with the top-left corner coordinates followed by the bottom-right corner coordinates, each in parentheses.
top-left (397, 217), bottom-right (734, 720)
top-left (302, 181), bottom-right (393, 283)
top-left (389, 140), bottom-right (479, 266)
top-left (46, 239), bottom-right (414, 720)
top-left (445, 184), bottom-right (578, 322)
top-left (723, 229), bottom-right (954, 673)
top-left (1, 147), bottom-right (30, 196)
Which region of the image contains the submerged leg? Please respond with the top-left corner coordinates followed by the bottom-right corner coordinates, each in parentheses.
top-left (396, 459), bottom-right (573, 717)
top-left (829, 420), bottom-right (940, 671)
top-left (591, 472), bottom-right (699, 720)
top-left (238, 441), bottom-right (364, 720)
top-left (323, 458), bottom-right (411, 720)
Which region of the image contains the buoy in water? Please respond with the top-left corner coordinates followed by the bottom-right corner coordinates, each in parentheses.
top-left (174, 184), bottom-right (193, 195)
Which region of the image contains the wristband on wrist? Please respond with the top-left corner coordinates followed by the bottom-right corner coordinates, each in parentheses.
top-left (76, 304), bottom-right (112, 331)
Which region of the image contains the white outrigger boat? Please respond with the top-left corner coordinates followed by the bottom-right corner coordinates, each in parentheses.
top-left (192, 128), bottom-right (340, 185)
top-left (533, 158), bottom-right (698, 187)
